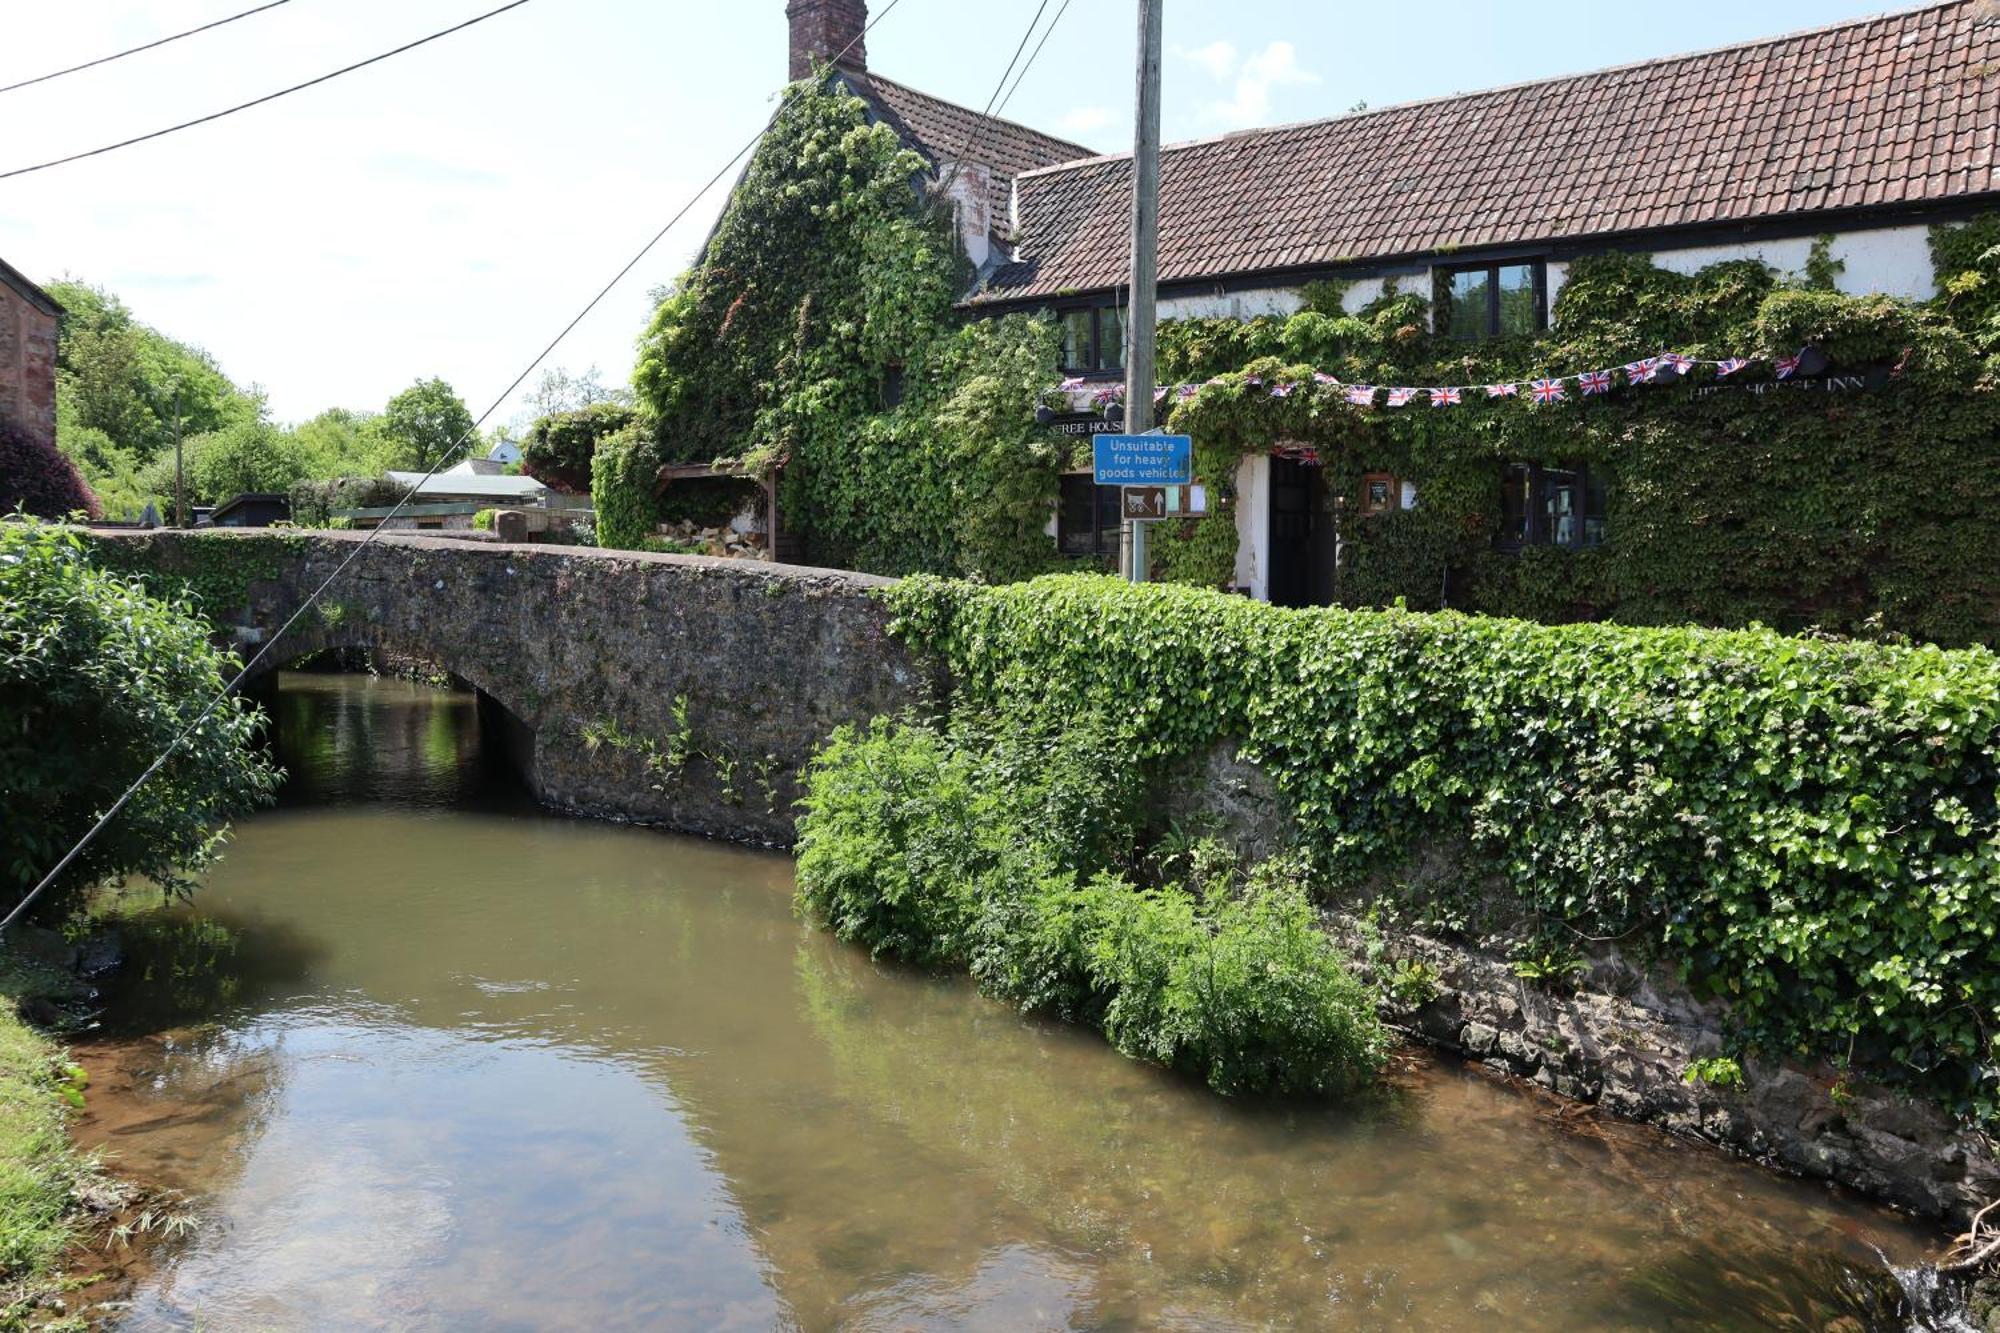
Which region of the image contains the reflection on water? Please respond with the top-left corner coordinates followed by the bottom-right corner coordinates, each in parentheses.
top-left (79, 672), bottom-right (1947, 1330)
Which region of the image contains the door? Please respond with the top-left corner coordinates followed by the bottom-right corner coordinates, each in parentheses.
top-left (1267, 457), bottom-right (1320, 607)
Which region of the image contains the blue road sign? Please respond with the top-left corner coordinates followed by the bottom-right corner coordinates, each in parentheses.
top-left (1093, 433), bottom-right (1193, 486)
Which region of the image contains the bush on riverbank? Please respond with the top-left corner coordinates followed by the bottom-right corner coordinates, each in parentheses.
top-left (0, 956), bottom-right (94, 1322)
top-left (795, 715), bottom-right (1389, 1096)
top-left (0, 518), bottom-right (280, 924)
top-left (882, 573), bottom-right (2000, 1120)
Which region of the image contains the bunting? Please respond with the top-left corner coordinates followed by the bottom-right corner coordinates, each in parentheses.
top-left (1045, 346), bottom-right (1831, 417)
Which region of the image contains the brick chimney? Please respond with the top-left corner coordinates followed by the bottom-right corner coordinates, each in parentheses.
top-left (788, 0), bottom-right (867, 81)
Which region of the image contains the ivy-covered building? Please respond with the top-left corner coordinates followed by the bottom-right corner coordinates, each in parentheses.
top-left (964, 0), bottom-right (2000, 611)
top-left (616, 1), bottom-right (2000, 645)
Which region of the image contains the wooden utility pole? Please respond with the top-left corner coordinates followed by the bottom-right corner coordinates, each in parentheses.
top-left (172, 384), bottom-right (186, 529)
top-left (1123, 0), bottom-right (1163, 582)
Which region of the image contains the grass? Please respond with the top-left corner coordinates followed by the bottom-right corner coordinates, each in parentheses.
top-left (0, 947), bottom-right (97, 1330)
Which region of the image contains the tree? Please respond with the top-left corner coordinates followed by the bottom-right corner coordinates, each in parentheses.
top-left (179, 419), bottom-right (311, 504)
top-left (523, 364), bottom-right (626, 419)
top-left (0, 417), bottom-right (100, 519)
top-left (379, 378), bottom-right (476, 470)
top-left (0, 519), bottom-right (277, 922)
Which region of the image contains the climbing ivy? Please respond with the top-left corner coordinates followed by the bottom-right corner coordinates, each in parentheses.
top-left (1149, 243), bottom-right (2000, 646)
top-left (614, 74), bottom-right (1066, 579)
top-left (885, 572), bottom-right (2000, 1122)
top-left (86, 530), bottom-right (309, 627)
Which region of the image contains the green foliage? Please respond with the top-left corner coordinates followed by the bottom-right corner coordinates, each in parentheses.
top-left (0, 520), bottom-right (279, 922)
top-left (1683, 1056), bottom-right (1746, 1090)
top-left (1932, 215), bottom-right (2000, 356)
top-left (522, 402), bottom-right (631, 495)
top-left (795, 714), bottom-right (1389, 1095)
top-left (590, 423), bottom-right (662, 550)
top-left (178, 418), bottom-right (312, 505)
top-left (1154, 248), bottom-right (2000, 645)
top-left (885, 572), bottom-right (2000, 1120)
top-left (0, 961), bottom-right (93, 1304)
top-left (287, 475), bottom-right (401, 527)
top-left (617, 77), bottom-right (1062, 575)
top-left (0, 418), bottom-right (99, 521)
top-left (472, 508), bottom-right (497, 531)
top-left (379, 377), bottom-right (476, 471)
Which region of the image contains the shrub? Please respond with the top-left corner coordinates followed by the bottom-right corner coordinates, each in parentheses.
top-left (795, 714), bottom-right (1389, 1095)
top-left (0, 518), bottom-right (278, 922)
top-left (887, 573), bottom-right (2000, 1119)
top-left (288, 475), bottom-right (401, 527)
top-left (0, 417), bottom-right (99, 520)
top-left (522, 402), bottom-right (632, 495)
top-left (472, 508), bottom-right (497, 531)
top-left (591, 424), bottom-right (662, 550)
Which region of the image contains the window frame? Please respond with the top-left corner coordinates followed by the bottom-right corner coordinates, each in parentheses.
top-left (1439, 258), bottom-right (1549, 341)
top-left (1497, 461), bottom-right (1607, 553)
top-left (1056, 304), bottom-right (1127, 376)
top-left (1057, 471), bottom-right (1123, 558)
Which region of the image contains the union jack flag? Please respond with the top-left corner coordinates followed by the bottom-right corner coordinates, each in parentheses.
top-left (1092, 384), bottom-right (1123, 404)
top-left (1059, 377), bottom-right (1086, 392)
top-left (1623, 357), bottom-right (1658, 385)
top-left (1578, 369), bottom-right (1612, 395)
top-left (1345, 385), bottom-right (1376, 406)
top-left (1659, 351), bottom-right (1696, 376)
top-left (1430, 386), bottom-right (1462, 407)
top-left (1312, 371), bottom-right (1339, 385)
top-left (1775, 353), bottom-right (1802, 380)
top-left (1386, 387), bottom-right (1417, 407)
top-left (1714, 357), bottom-right (1750, 377)
top-left (1177, 384), bottom-right (1200, 400)
top-left (1153, 386), bottom-right (1170, 402)
top-left (1530, 378), bottom-right (1567, 404)
top-left (1244, 375), bottom-right (1263, 387)
top-left (1485, 382), bottom-right (1519, 398)
top-left (1271, 382), bottom-right (1294, 398)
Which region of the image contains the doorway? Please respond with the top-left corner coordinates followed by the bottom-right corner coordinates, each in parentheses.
top-left (1267, 457), bottom-right (1331, 607)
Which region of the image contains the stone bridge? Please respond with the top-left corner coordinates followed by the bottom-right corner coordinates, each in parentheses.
top-left (90, 530), bottom-right (926, 844)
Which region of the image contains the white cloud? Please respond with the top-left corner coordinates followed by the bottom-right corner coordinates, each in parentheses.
top-left (1057, 105), bottom-right (1114, 137)
top-left (1176, 40), bottom-right (1239, 82)
top-left (1197, 40), bottom-right (1319, 130)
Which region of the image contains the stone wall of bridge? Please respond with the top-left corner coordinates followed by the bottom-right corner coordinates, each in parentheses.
top-left (90, 530), bottom-right (928, 845)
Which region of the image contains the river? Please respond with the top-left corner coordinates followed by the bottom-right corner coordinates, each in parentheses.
top-left (75, 671), bottom-right (1952, 1330)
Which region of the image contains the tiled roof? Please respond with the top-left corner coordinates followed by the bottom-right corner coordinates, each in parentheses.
top-left (842, 71), bottom-right (1095, 227)
top-left (974, 0), bottom-right (2000, 304)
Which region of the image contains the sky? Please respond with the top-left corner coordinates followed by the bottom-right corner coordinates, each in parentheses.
top-left (0, 0), bottom-right (1914, 429)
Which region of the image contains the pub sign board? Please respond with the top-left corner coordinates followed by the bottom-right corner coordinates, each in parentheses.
top-left (1094, 434), bottom-right (1193, 486)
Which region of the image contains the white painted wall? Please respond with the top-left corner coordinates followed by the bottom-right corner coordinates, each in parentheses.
top-left (1159, 287), bottom-right (1303, 321)
top-left (1232, 453), bottom-right (1271, 601)
top-left (1642, 224), bottom-right (1937, 300)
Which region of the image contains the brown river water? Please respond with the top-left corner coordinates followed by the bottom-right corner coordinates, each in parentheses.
top-left (72, 672), bottom-right (1957, 1330)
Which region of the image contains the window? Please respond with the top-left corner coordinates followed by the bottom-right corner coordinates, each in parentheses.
top-left (881, 363), bottom-right (905, 409)
top-left (1057, 473), bottom-right (1123, 557)
top-left (1058, 306), bottom-right (1126, 374)
top-left (1441, 260), bottom-right (1546, 340)
top-left (1499, 462), bottom-right (1607, 551)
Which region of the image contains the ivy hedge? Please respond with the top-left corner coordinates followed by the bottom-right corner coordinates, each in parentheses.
top-left (883, 572), bottom-right (2000, 1121)
top-left (1151, 238), bottom-right (2000, 646)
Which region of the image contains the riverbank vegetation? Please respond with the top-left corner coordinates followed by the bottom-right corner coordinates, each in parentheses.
top-left (866, 573), bottom-right (2000, 1122)
top-left (795, 713), bottom-right (1389, 1096)
top-left (1, 518), bottom-right (279, 926)
top-left (0, 953), bottom-right (94, 1328)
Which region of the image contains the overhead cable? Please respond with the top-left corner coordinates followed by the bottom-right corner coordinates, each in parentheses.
top-left (0, 0), bottom-right (533, 181)
top-left (0, 0), bottom-right (297, 96)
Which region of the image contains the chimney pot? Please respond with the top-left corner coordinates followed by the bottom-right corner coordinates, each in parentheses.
top-left (787, 0), bottom-right (867, 82)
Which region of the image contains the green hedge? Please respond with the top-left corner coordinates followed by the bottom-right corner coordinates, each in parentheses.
top-left (795, 714), bottom-right (1389, 1095)
top-left (885, 573), bottom-right (2000, 1119)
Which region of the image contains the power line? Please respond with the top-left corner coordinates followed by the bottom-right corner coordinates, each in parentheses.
top-left (994, 0), bottom-right (1072, 121)
top-left (0, 0), bottom-right (907, 936)
top-left (0, 0), bottom-right (532, 181)
top-left (0, 0), bottom-right (297, 97)
top-left (937, 0), bottom-right (1050, 198)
